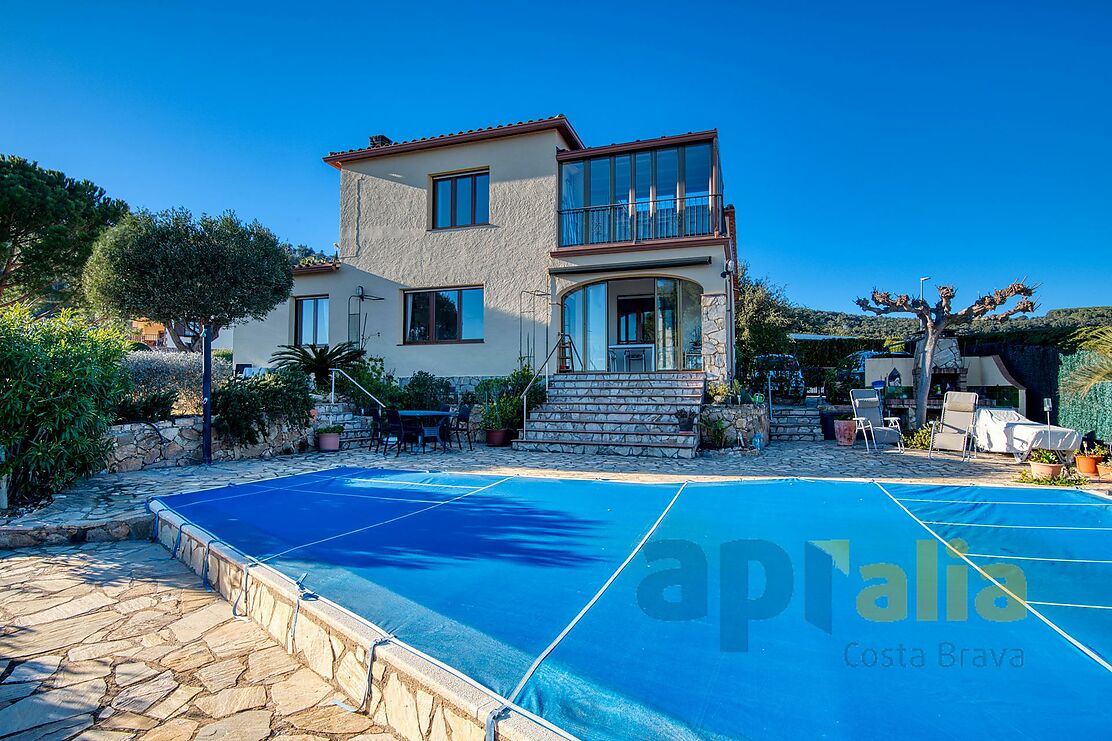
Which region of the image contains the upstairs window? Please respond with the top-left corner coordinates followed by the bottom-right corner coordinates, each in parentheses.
top-left (432, 171), bottom-right (489, 229)
top-left (295, 296), bottom-right (329, 347)
top-left (405, 286), bottom-right (484, 344)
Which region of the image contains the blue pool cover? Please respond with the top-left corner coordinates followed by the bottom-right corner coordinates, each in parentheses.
top-left (153, 468), bottom-right (1112, 739)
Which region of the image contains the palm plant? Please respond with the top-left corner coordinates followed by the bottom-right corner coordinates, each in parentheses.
top-left (1063, 327), bottom-right (1112, 397)
top-left (269, 342), bottom-right (365, 388)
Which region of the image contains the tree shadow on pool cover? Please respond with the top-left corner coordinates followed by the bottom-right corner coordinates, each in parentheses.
top-left (278, 497), bottom-right (611, 570)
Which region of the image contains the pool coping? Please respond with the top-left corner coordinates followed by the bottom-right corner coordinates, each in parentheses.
top-left (148, 499), bottom-right (573, 741)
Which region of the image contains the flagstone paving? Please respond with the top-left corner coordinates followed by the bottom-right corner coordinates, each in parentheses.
top-left (3, 441), bottom-right (1064, 547)
top-left (0, 540), bottom-right (392, 740)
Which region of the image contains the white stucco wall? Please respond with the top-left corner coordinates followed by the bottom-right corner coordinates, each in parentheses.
top-left (235, 128), bottom-right (737, 380)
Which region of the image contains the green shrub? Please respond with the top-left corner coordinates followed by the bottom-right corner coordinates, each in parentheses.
top-left (903, 426), bottom-right (933, 450)
top-left (115, 390), bottom-right (176, 424)
top-left (213, 368), bottom-right (313, 446)
top-left (213, 348), bottom-right (233, 362)
top-left (123, 350), bottom-right (231, 415)
top-left (479, 394), bottom-right (521, 431)
top-left (399, 371), bottom-right (452, 410)
top-left (0, 306), bottom-right (130, 507)
top-left (473, 366), bottom-right (546, 412)
top-left (334, 356), bottom-right (402, 410)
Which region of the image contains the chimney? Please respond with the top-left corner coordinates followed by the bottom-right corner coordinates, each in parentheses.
top-left (367, 134), bottom-right (393, 148)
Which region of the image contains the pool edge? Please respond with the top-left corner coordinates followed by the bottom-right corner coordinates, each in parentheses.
top-left (149, 502), bottom-right (572, 741)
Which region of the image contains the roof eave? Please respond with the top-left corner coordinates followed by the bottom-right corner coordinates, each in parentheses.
top-left (323, 117), bottom-right (584, 169)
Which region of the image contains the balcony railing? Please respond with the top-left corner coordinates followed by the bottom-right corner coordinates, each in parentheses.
top-left (559, 194), bottom-right (723, 248)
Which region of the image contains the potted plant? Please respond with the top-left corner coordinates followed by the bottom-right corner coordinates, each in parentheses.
top-left (1028, 449), bottom-right (1063, 479)
top-left (316, 424), bottom-right (344, 452)
top-left (1086, 443), bottom-right (1110, 478)
top-left (481, 395), bottom-right (517, 447)
top-left (675, 408), bottom-right (696, 432)
top-left (707, 382), bottom-right (729, 405)
top-left (833, 414), bottom-right (857, 446)
top-left (1074, 444), bottom-right (1106, 476)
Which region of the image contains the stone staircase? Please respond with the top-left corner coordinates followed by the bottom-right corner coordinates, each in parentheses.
top-left (512, 372), bottom-right (704, 459)
top-left (769, 405), bottom-right (823, 442)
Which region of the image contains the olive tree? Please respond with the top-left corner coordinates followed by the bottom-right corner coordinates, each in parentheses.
top-left (856, 281), bottom-right (1036, 428)
top-left (85, 208), bottom-right (294, 462)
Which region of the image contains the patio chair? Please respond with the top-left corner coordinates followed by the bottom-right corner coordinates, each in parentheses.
top-left (850, 389), bottom-right (904, 452)
top-left (381, 408), bottom-right (420, 457)
top-left (366, 405), bottom-right (384, 452)
top-left (450, 404), bottom-right (473, 451)
top-left (929, 391), bottom-right (979, 461)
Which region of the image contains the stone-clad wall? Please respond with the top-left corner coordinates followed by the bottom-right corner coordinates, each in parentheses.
top-left (106, 417), bottom-right (310, 473)
top-left (153, 507), bottom-right (555, 741)
top-left (700, 404), bottom-right (770, 448)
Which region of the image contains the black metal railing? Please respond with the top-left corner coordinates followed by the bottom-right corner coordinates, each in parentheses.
top-left (559, 194), bottom-right (724, 248)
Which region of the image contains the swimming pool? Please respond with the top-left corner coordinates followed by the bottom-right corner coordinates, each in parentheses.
top-left (151, 468), bottom-right (1112, 739)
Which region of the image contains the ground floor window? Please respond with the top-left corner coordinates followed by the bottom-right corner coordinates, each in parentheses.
top-left (294, 296), bottom-right (329, 347)
top-left (405, 286), bottom-right (484, 344)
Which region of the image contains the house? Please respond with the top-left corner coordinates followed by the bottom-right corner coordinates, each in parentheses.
top-left (235, 115), bottom-right (737, 392)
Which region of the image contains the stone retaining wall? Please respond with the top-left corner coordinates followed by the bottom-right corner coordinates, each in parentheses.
top-left (152, 506), bottom-right (557, 741)
top-left (699, 404), bottom-right (770, 448)
top-left (106, 417), bottom-right (311, 473)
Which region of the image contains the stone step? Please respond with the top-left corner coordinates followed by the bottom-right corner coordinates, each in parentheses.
top-left (549, 379), bottom-right (706, 391)
top-left (519, 429), bottom-right (695, 446)
top-left (539, 401), bottom-right (701, 413)
top-left (553, 372), bottom-right (705, 383)
top-left (543, 394), bottom-right (702, 405)
top-left (526, 419), bottom-right (683, 433)
top-left (528, 410), bottom-right (687, 424)
top-left (511, 438), bottom-right (696, 459)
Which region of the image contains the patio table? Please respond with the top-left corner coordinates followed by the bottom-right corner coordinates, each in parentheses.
top-left (398, 410), bottom-right (456, 450)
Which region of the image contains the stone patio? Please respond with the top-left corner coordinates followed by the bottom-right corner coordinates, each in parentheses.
top-left (1, 441), bottom-right (1049, 551)
top-left (1, 443), bottom-right (1107, 738)
top-left (0, 540), bottom-right (394, 741)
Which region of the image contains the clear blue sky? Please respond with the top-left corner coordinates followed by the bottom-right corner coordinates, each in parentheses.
top-left (2, 1), bottom-right (1108, 313)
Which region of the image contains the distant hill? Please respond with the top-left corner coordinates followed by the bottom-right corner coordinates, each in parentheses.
top-left (791, 306), bottom-right (1112, 339)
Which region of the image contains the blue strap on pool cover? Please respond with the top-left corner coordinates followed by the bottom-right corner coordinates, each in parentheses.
top-left (154, 470), bottom-right (1112, 739)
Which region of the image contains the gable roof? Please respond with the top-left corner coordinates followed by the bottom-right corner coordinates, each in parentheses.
top-left (323, 115), bottom-right (583, 168)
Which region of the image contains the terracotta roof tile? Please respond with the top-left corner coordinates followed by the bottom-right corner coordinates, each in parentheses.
top-left (323, 115), bottom-right (583, 167)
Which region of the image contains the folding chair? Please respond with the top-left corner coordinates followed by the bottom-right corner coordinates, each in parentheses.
top-left (929, 391), bottom-right (979, 461)
top-left (850, 389), bottom-right (904, 452)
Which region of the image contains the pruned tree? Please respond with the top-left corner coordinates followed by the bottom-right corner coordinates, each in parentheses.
top-left (856, 281), bottom-right (1037, 428)
top-left (85, 208), bottom-right (294, 464)
top-left (0, 155), bottom-right (128, 311)
top-left (84, 208), bottom-right (294, 351)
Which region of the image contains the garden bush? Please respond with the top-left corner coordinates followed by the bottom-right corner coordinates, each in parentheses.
top-left (335, 356), bottom-right (403, 410)
top-left (0, 306), bottom-right (130, 507)
top-left (212, 368), bottom-right (314, 446)
top-left (123, 350), bottom-right (231, 415)
top-left (399, 371), bottom-right (452, 410)
top-left (115, 390), bottom-right (176, 424)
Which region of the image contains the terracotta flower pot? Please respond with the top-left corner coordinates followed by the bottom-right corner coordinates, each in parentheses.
top-left (1075, 455), bottom-right (1102, 476)
top-left (317, 432), bottom-right (341, 452)
top-left (485, 429), bottom-right (513, 447)
top-left (1097, 462), bottom-right (1112, 479)
top-left (834, 419), bottom-right (857, 446)
top-left (1029, 461), bottom-right (1063, 479)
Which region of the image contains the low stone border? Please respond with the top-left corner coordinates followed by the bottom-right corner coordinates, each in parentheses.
top-left (0, 511), bottom-right (152, 550)
top-left (149, 503), bottom-right (566, 741)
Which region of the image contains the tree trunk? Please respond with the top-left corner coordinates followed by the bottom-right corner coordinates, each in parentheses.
top-left (915, 327), bottom-right (939, 429)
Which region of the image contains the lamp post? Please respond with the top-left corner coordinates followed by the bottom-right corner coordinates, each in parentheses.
top-left (919, 276), bottom-right (931, 302)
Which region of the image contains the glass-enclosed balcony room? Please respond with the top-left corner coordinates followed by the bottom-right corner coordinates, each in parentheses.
top-left (557, 133), bottom-right (723, 249)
